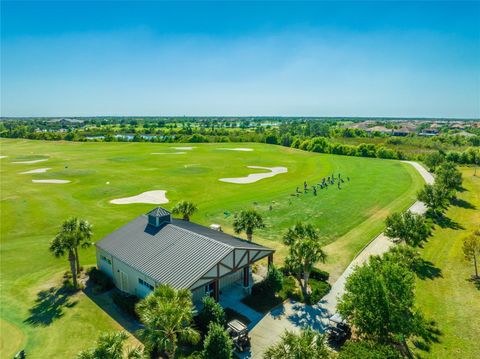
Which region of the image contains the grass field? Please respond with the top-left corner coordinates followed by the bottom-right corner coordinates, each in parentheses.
top-left (413, 168), bottom-right (480, 358)
top-left (0, 139), bottom-right (423, 358)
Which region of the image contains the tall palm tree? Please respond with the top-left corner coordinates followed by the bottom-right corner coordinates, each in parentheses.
top-left (136, 285), bottom-right (200, 359)
top-left (55, 217), bottom-right (93, 274)
top-left (74, 218), bottom-right (93, 273)
top-left (283, 222), bottom-right (327, 298)
top-left (233, 209), bottom-right (265, 241)
top-left (50, 223), bottom-right (79, 288)
top-left (172, 201), bottom-right (198, 221)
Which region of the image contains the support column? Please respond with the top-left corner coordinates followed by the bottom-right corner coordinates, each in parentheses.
top-left (268, 254), bottom-right (274, 269)
top-left (243, 266), bottom-right (250, 287)
top-left (213, 279), bottom-right (219, 302)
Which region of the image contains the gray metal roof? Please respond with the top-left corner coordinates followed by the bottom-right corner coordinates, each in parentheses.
top-left (96, 214), bottom-right (273, 289)
top-left (147, 207), bottom-right (171, 217)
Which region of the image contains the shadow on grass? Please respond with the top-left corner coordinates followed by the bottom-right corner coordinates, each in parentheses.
top-left (412, 320), bottom-right (442, 353)
top-left (414, 259), bottom-right (443, 280)
top-left (24, 284), bottom-right (78, 327)
top-left (451, 197), bottom-right (476, 210)
top-left (83, 279), bottom-right (143, 340)
top-left (432, 215), bottom-right (464, 230)
top-left (467, 276), bottom-right (480, 290)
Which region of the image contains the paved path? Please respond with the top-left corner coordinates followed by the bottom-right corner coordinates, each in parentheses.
top-left (240, 161), bottom-right (434, 358)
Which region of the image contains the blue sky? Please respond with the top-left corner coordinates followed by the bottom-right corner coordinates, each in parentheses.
top-left (1, 1), bottom-right (479, 118)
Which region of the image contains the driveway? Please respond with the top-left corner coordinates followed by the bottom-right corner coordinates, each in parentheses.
top-left (238, 161), bottom-right (434, 358)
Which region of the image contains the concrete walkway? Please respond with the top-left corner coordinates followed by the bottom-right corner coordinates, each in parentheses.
top-left (240, 161), bottom-right (434, 358)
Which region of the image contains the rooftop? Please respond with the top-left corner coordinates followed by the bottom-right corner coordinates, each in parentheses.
top-left (96, 211), bottom-right (273, 289)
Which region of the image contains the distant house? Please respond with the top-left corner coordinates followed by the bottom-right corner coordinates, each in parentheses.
top-left (392, 127), bottom-right (414, 136)
top-left (96, 207), bottom-right (274, 303)
top-left (365, 126), bottom-right (393, 135)
top-left (456, 131), bottom-right (476, 138)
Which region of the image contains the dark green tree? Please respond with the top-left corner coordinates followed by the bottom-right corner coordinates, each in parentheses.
top-left (198, 295), bottom-right (226, 335)
top-left (435, 162), bottom-right (463, 191)
top-left (338, 258), bottom-right (426, 356)
top-left (417, 184), bottom-right (451, 216)
top-left (76, 331), bottom-right (144, 359)
top-left (384, 211), bottom-right (430, 247)
top-left (202, 323), bottom-right (234, 359)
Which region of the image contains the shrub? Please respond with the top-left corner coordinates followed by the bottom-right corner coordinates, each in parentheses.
top-left (197, 296), bottom-right (226, 335)
top-left (265, 265), bottom-right (284, 293)
top-left (112, 291), bottom-right (140, 319)
top-left (309, 268), bottom-right (330, 282)
top-left (203, 323), bottom-right (234, 359)
top-left (88, 267), bottom-right (114, 291)
top-left (307, 279), bottom-right (331, 305)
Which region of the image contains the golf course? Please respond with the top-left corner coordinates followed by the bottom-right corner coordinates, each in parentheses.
top-left (0, 138), bottom-right (425, 358)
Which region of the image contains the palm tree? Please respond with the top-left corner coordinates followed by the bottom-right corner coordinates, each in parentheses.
top-left (76, 331), bottom-right (144, 359)
top-left (233, 209), bottom-right (265, 241)
top-left (172, 201), bottom-right (198, 221)
top-left (50, 223), bottom-right (79, 288)
top-left (283, 222), bottom-right (327, 298)
top-left (264, 328), bottom-right (329, 359)
top-left (136, 284), bottom-right (200, 359)
top-left (74, 218), bottom-right (93, 273)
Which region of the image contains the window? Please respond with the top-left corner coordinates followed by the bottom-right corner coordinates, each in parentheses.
top-left (138, 278), bottom-right (154, 291)
top-left (205, 282), bottom-right (215, 296)
top-left (100, 255), bottom-right (111, 265)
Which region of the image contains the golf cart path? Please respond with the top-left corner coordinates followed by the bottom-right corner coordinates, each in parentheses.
top-left (241, 161), bottom-right (433, 358)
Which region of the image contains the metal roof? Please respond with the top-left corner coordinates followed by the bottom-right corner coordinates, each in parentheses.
top-left (96, 214), bottom-right (273, 289)
top-left (147, 207), bottom-right (171, 217)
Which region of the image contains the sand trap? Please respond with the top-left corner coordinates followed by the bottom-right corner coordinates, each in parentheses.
top-left (32, 179), bottom-right (70, 184)
top-left (13, 159), bottom-right (48, 164)
top-left (20, 168), bottom-right (51, 174)
top-left (218, 148), bottom-right (254, 152)
top-left (170, 146), bottom-right (195, 150)
top-left (151, 152), bottom-right (186, 155)
top-left (0, 156), bottom-right (7, 159)
top-left (219, 166), bottom-right (288, 184)
top-left (110, 190), bottom-right (169, 205)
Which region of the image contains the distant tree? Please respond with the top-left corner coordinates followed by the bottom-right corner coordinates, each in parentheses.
top-left (202, 323), bottom-right (234, 359)
top-left (463, 230), bottom-right (480, 278)
top-left (198, 295), bottom-right (226, 335)
top-left (338, 340), bottom-right (401, 359)
top-left (417, 184), bottom-right (451, 216)
top-left (49, 220), bottom-right (83, 288)
top-left (384, 211), bottom-right (429, 247)
top-left (263, 328), bottom-right (329, 359)
top-left (172, 201), bottom-right (198, 221)
top-left (233, 209), bottom-right (265, 241)
top-left (76, 331), bottom-right (144, 359)
top-left (338, 258), bottom-right (426, 356)
top-left (136, 285), bottom-right (200, 359)
top-left (435, 162), bottom-right (463, 191)
top-left (283, 222), bottom-right (327, 298)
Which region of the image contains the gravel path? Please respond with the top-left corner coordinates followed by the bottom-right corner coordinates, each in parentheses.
top-left (241, 161), bottom-right (434, 358)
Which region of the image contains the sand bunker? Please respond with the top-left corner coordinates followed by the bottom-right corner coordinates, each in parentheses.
top-left (32, 179), bottom-right (70, 184)
top-left (0, 156), bottom-right (7, 159)
top-left (219, 166), bottom-right (288, 184)
top-left (170, 146), bottom-right (195, 150)
top-left (13, 159), bottom-right (48, 164)
top-left (110, 190), bottom-right (169, 205)
top-left (218, 148), bottom-right (254, 152)
top-left (151, 152), bottom-right (186, 155)
top-left (20, 168), bottom-right (51, 174)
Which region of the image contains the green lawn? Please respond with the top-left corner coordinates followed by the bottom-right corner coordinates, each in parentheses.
top-left (0, 139), bottom-right (423, 358)
top-left (413, 168), bottom-right (480, 358)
